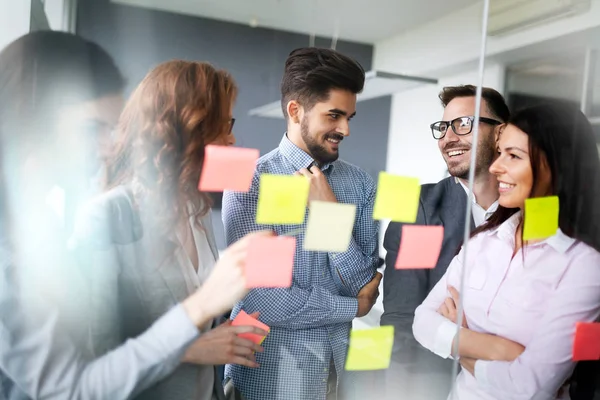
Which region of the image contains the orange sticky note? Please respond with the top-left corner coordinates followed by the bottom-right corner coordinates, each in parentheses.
top-left (232, 310), bottom-right (270, 345)
top-left (245, 235), bottom-right (295, 288)
top-left (198, 145), bottom-right (259, 192)
top-left (395, 225), bottom-right (444, 269)
top-left (572, 322), bottom-right (600, 361)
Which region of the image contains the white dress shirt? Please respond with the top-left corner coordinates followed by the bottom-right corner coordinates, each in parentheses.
top-left (176, 218), bottom-right (218, 400)
top-left (413, 212), bottom-right (600, 400)
top-left (456, 178), bottom-right (498, 227)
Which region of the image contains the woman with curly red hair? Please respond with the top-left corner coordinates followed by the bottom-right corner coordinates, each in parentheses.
top-left (73, 60), bottom-right (264, 400)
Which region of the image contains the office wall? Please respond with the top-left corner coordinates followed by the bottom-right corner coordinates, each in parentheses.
top-left (375, 0), bottom-right (600, 186)
top-left (77, 0), bottom-right (390, 249)
top-left (0, 0), bottom-right (32, 50)
top-left (371, 0), bottom-right (600, 256)
top-left (76, 0), bottom-right (390, 179)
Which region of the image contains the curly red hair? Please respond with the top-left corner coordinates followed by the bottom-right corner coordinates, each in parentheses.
top-left (106, 60), bottom-right (237, 233)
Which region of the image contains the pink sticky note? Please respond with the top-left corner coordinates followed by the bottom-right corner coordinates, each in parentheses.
top-left (245, 236), bottom-right (295, 288)
top-left (232, 310), bottom-right (270, 344)
top-left (198, 145), bottom-right (259, 192)
top-left (573, 322), bottom-right (600, 361)
top-left (395, 225), bottom-right (444, 269)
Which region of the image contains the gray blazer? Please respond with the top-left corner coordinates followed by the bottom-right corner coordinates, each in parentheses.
top-left (0, 228), bottom-right (201, 399)
top-left (380, 177), bottom-right (472, 376)
top-left (74, 186), bottom-right (226, 400)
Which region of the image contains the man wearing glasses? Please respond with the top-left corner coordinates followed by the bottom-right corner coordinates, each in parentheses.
top-left (380, 85), bottom-right (509, 399)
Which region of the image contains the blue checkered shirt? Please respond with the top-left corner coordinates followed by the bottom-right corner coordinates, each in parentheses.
top-left (222, 134), bottom-right (379, 400)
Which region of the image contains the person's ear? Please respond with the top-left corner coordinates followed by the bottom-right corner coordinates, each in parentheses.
top-left (287, 100), bottom-right (302, 124)
top-left (495, 123), bottom-right (506, 143)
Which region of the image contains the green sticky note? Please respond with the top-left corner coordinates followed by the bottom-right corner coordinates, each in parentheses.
top-left (523, 196), bottom-right (559, 240)
top-left (373, 172), bottom-right (420, 222)
top-left (256, 174), bottom-right (310, 225)
top-left (345, 326), bottom-right (395, 371)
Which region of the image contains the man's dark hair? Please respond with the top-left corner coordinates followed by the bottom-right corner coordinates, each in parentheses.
top-left (280, 47), bottom-right (365, 118)
top-left (439, 85), bottom-right (510, 122)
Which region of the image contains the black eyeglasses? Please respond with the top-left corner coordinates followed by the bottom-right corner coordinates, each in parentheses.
top-left (229, 118), bottom-right (236, 133)
top-left (430, 116), bottom-right (501, 140)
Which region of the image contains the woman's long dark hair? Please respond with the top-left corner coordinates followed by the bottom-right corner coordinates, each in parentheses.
top-left (471, 104), bottom-right (600, 252)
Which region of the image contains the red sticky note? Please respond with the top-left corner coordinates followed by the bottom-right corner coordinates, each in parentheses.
top-left (245, 236), bottom-right (295, 288)
top-left (232, 310), bottom-right (270, 344)
top-left (198, 145), bottom-right (259, 192)
top-left (395, 225), bottom-right (444, 269)
top-left (573, 322), bottom-right (600, 361)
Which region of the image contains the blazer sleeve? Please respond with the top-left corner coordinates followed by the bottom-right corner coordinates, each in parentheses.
top-left (71, 194), bottom-right (125, 358)
top-left (1, 240), bottom-right (200, 399)
top-left (381, 196), bottom-right (429, 333)
top-left (380, 185), bottom-right (454, 376)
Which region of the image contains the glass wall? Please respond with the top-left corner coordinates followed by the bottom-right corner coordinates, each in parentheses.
top-left (1, 0), bottom-right (599, 399)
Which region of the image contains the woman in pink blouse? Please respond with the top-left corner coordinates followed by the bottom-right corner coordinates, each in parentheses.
top-left (413, 103), bottom-right (600, 400)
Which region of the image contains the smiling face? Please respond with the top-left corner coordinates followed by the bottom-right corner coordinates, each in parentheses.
top-left (288, 88), bottom-right (356, 165)
top-left (437, 96), bottom-right (498, 179)
top-left (489, 124), bottom-right (552, 209)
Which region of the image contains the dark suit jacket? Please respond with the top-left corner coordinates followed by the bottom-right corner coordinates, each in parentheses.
top-left (381, 177), bottom-right (471, 381)
top-left (381, 177), bottom-right (471, 333)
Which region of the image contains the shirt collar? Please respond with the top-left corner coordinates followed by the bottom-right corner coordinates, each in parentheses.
top-left (489, 211), bottom-right (576, 254)
top-left (455, 177), bottom-right (499, 214)
top-left (279, 133), bottom-right (334, 173)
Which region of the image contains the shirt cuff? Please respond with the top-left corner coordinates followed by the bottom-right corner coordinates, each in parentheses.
top-left (335, 296), bottom-right (359, 322)
top-left (433, 319), bottom-right (459, 358)
top-left (474, 359), bottom-right (491, 387)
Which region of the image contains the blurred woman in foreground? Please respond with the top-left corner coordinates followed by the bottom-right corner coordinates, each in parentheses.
top-left (0, 31), bottom-right (267, 400)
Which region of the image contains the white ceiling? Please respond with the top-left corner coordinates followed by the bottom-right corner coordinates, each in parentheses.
top-left (112, 0), bottom-right (479, 44)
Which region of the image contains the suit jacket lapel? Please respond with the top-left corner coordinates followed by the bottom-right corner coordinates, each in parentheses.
top-left (440, 178), bottom-right (472, 238)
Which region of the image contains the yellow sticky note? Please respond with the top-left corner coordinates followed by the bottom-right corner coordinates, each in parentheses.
top-left (345, 326), bottom-right (395, 371)
top-left (523, 196), bottom-right (559, 240)
top-left (256, 174), bottom-right (310, 225)
top-left (304, 201), bottom-right (357, 252)
top-left (373, 172), bottom-right (420, 222)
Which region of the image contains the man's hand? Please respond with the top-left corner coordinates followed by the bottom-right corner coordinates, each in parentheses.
top-left (295, 166), bottom-right (337, 203)
top-left (182, 315), bottom-right (268, 368)
top-left (356, 272), bottom-right (382, 317)
top-left (437, 285), bottom-right (468, 328)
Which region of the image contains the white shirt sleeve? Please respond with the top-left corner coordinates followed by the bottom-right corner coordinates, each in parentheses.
top-left (413, 246), bottom-right (466, 359)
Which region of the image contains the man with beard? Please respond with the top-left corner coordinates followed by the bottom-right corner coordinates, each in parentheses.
top-left (222, 47), bottom-right (381, 400)
top-left (379, 85), bottom-right (509, 399)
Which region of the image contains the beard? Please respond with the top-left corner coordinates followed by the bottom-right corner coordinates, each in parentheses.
top-left (445, 131), bottom-right (496, 180)
top-left (300, 116), bottom-right (343, 165)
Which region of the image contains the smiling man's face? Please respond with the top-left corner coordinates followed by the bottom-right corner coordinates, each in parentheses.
top-left (298, 88), bottom-right (356, 165)
top-left (437, 96), bottom-right (497, 180)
